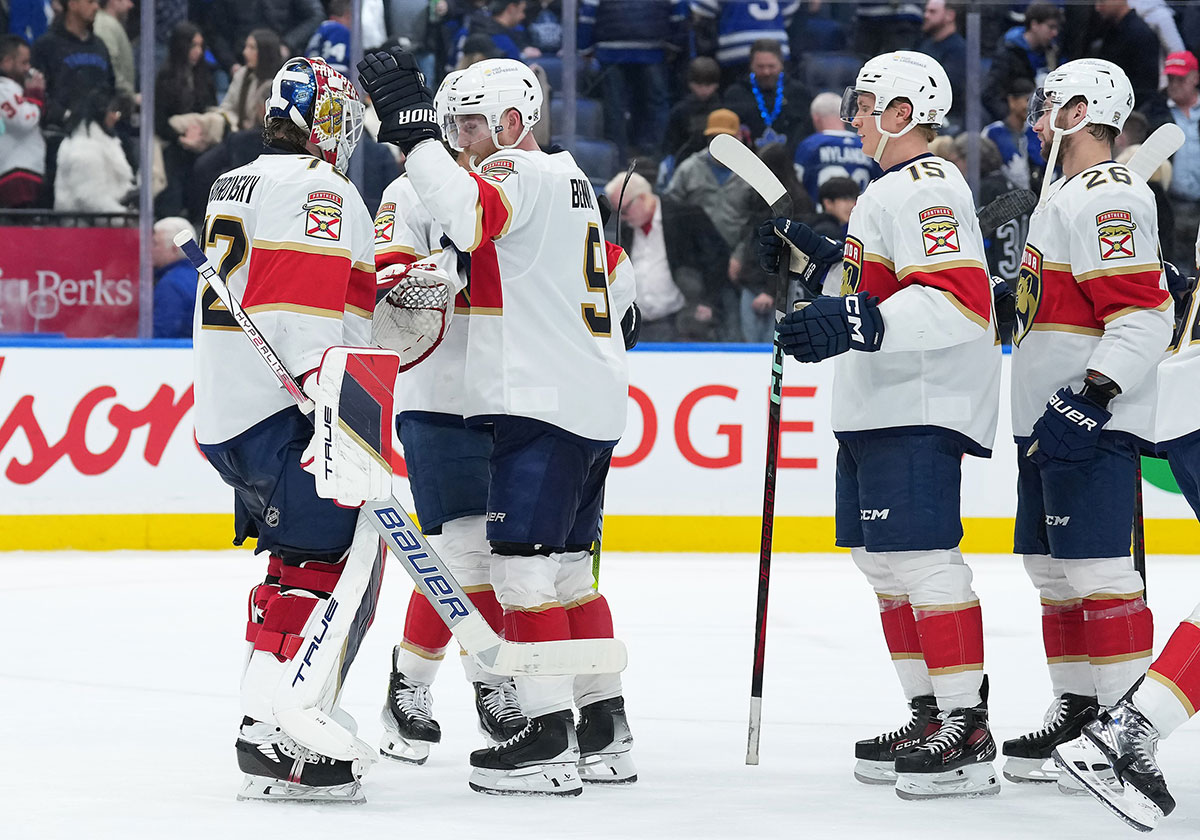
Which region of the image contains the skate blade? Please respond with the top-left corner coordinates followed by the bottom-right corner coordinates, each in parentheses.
top-left (237, 776), bottom-right (364, 804)
top-left (853, 759), bottom-right (898, 786)
top-left (1001, 756), bottom-right (1060, 784)
top-left (1051, 741), bottom-right (1119, 796)
top-left (578, 750), bottom-right (638, 784)
top-left (895, 763), bottom-right (1000, 800)
top-left (379, 709), bottom-right (435, 765)
top-left (468, 762), bottom-right (583, 796)
top-left (1053, 750), bottom-right (1160, 832)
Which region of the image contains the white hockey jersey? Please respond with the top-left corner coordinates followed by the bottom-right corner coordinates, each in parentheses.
top-left (0, 77), bottom-right (45, 178)
top-left (403, 140), bottom-right (629, 443)
top-left (823, 153), bottom-right (1001, 455)
top-left (1154, 231), bottom-right (1200, 447)
top-left (193, 153), bottom-right (376, 445)
top-left (1011, 161), bottom-right (1173, 444)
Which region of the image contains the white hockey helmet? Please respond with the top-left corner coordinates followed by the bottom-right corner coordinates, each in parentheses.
top-left (438, 59), bottom-right (543, 152)
top-left (1029, 58), bottom-right (1134, 135)
top-left (266, 56), bottom-right (364, 173)
top-left (840, 50), bottom-right (953, 131)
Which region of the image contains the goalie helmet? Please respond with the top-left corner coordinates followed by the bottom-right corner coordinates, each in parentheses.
top-left (267, 56), bottom-right (365, 173)
top-left (840, 50), bottom-right (952, 131)
top-left (437, 59), bottom-right (542, 152)
top-left (1029, 58), bottom-right (1134, 135)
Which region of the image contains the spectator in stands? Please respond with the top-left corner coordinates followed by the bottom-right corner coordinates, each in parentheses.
top-left (1165, 50), bottom-right (1200, 266)
top-left (916, 0), bottom-right (965, 130)
top-left (152, 217), bottom-right (200, 339)
top-left (579, 0), bottom-right (686, 161)
top-left (31, 0), bottom-right (115, 203)
top-left (53, 92), bottom-right (133, 212)
top-left (7, 0), bottom-right (52, 43)
top-left (525, 0), bottom-right (561, 54)
top-left (690, 0), bottom-right (798, 87)
top-left (155, 21), bottom-right (216, 217)
top-left (306, 0), bottom-right (350, 74)
top-left (663, 56), bottom-right (722, 166)
top-left (93, 0), bottom-right (133, 99)
top-left (1090, 0), bottom-right (1170, 128)
top-left (1131, 0), bottom-right (1185, 56)
top-left (467, 0), bottom-right (539, 62)
top-left (203, 0), bottom-right (324, 73)
top-left (1116, 124), bottom-right (1176, 260)
top-left (809, 176), bottom-right (859, 241)
top-left (723, 39), bottom-right (812, 156)
top-left (982, 1), bottom-right (1062, 122)
top-left (983, 76), bottom-right (1038, 192)
top-left (605, 171), bottom-right (731, 342)
top-left (0, 34), bottom-right (46, 208)
top-left (793, 91), bottom-right (879, 206)
top-left (854, 1), bottom-right (922, 57)
top-left (222, 28), bottom-right (282, 132)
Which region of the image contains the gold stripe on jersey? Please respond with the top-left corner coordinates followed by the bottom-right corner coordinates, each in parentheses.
top-left (377, 244), bottom-right (426, 259)
top-left (895, 257), bottom-right (986, 283)
top-left (353, 259), bottom-right (375, 273)
top-left (244, 302), bottom-right (343, 319)
top-left (928, 663), bottom-right (984, 675)
top-left (345, 304), bottom-right (373, 319)
top-left (470, 306), bottom-right (503, 316)
top-left (1103, 298), bottom-right (1172, 324)
top-left (1075, 263), bottom-right (1164, 283)
top-left (1147, 670), bottom-right (1197, 717)
top-left (252, 237), bottom-right (353, 260)
top-left (608, 249), bottom-right (628, 280)
top-left (863, 252), bottom-right (895, 270)
top-left (1090, 650), bottom-right (1153, 665)
top-left (1029, 322), bottom-right (1105, 336)
top-left (938, 289), bottom-right (989, 330)
top-left (1047, 654), bottom-right (1090, 664)
top-left (1043, 259), bottom-right (1071, 272)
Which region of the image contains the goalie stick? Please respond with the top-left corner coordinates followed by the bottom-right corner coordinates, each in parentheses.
top-left (175, 232), bottom-right (627, 679)
top-left (708, 133), bottom-right (791, 766)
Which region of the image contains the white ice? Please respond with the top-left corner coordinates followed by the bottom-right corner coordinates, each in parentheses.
top-left (5, 550), bottom-right (1200, 839)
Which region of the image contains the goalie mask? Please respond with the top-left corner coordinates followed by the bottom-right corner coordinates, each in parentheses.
top-left (267, 57), bottom-right (365, 173)
top-left (437, 59), bottom-right (542, 152)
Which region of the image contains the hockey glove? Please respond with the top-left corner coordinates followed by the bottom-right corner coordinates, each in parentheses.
top-left (777, 292), bottom-right (884, 363)
top-left (357, 48), bottom-right (440, 154)
top-left (1027, 387), bottom-right (1113, 466)
top-left (621, 301), bottom-right (641, 350)
top-left (1164, 260), bottom-right (1195, 337)
top-left (755, 217), bottom-right (843, 298)
top-left (991, 275), bottom-right (1016, 344)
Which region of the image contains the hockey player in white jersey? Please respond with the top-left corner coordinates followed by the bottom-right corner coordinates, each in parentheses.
top-left (192, 56), bottom-right (383, 802)
top-left (757, 51), bottom-right (1002, 799)
top-left (1002, 58), bottom-right (1174, 788)
top-left (372, 140), bottom-right (526, 765)
top-left (358, 50), bottom-right (635, 796)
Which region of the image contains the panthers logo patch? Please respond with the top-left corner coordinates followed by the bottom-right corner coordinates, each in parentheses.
top-left (305, 190), bottom-right (343, 241)
top-left (374, 202), bottom-right (396, 244)
top-left (841, 236), bottom-right (863, 295)
top-left (919, 206), bottom-right (960, 256)
top-left (1014, 244), bottom-right (1043, 346)
top-left (1096, 209), bottom-right (1136, 260)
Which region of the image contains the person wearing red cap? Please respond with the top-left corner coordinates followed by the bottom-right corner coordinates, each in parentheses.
top-left (1165, 50), bottom-right (1200, 266)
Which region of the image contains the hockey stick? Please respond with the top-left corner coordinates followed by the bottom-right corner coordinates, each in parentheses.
top-left (1134, 460), bottom-right (1147, 595)
top-left (1128, 123), bottom-right (1184, 182)
top-left (978, 189), bottom-right (1036, 237)
top-left (708, 133), bottom-right (791, 765)
top-left (175, 232), bottom-right (627, 677)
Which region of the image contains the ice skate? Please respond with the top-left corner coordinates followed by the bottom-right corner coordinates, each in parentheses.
top-left (894, 701), bottom-right (999, 800)
top-left (379, 664), bottom-right (441, 765)
top-left (235, 717), bottom-right (365, 803)
top-left (1002, 693), bottom-right (1098, 783)
top-left (468, 709), bottom-right (583, 796)
top-left (853, 694), bottom-right (940, 785)
top-left (1053, 700), bottom-right (1175, 832)
top-left (576, 696), bottom-right (637, 784)
top-left (475, 679), bottom-right (527, 744)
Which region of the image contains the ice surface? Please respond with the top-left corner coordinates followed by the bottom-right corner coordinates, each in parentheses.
top-left (4, 550), bottom-right (1200, 838)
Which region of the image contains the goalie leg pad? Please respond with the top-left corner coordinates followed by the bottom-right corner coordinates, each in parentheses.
top-left (245, 555), bottom-right (283, 645)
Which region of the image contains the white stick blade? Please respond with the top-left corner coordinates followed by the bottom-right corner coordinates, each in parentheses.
top-left (708, 133), bottom-right (786, 208)
top-left (490, 638), bottom-right (628, 676)
top-left (1128, 123), bottom-right (1184, 181)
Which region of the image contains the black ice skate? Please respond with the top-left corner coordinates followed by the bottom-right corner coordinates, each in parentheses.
top-left (474, 679), bottom-right (527, 744)
top-left (235, 717), bottom-right (365, 803)
top-left (1002, 693), bottom-right (1099, 783)
top-left (853, 694), bottom-right (940, 785)
top-left (576, 696), bottom-right (637, 784)
top-left (894, 698), bottom-right (999, 800)
top-left (1054, 700), bottom-right (1175, 832)
top-left (379, 658), bottom-right (441, 765)
top-left (468, 709), bottom-right (582, 796)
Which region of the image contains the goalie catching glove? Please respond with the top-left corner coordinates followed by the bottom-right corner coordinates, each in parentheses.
top-left (373, 248), bottom-right (462, 369)
top-left (301, 347), bottom-right (402, 507)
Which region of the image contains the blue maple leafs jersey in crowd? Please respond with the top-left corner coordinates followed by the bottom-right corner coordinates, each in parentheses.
top-left (306, 20), bottom-right (351, 75)
top-left (690, 0), bottom-right (800, 65)
top-left (982, 120), bottom-right (1045, 192)
top-left (793, 130), bottom-right (881, 203)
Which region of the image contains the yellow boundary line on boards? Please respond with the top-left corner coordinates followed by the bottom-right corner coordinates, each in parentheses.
top-left (3, 514), bottom-right (1199, 554)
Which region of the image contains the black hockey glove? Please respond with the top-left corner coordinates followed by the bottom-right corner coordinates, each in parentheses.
top-left (1164, 260), bottom-right (1195, 337)
top-left (620, 301), bottom-right (641, 350)
top-left (357, 48), bottom-right (440, 154)
top-left (991, 275), bottom-right (1016, 344)
top-left (1026, 373), bottom-right (1117, 466)
top-left (777, 292), bottom-right (884, 363)
top-left (756, 218), bottom-right (843, 298)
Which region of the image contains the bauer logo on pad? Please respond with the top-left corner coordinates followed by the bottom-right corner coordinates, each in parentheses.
top-left (919, 206), bottom-right (960, 256)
